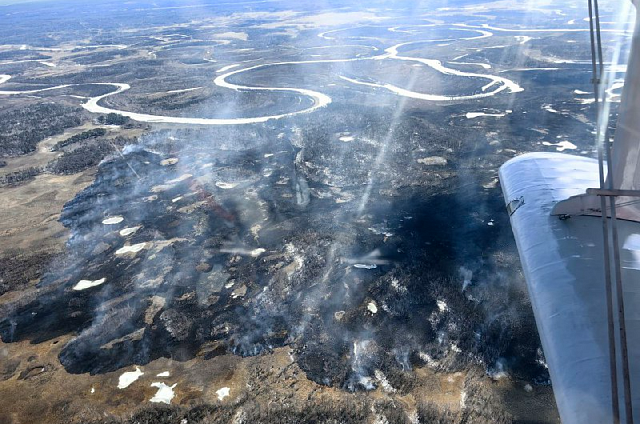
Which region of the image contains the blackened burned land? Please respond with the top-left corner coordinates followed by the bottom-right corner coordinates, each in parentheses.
top-left (51, 128), bottom-right (107, 151)
top-left (0, 104), bottom-right (85, 157)
top-left (0, 109), bottom-right (548, 389)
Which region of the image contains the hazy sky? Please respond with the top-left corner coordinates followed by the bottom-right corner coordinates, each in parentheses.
top-left (0, 0), bottom-right (43, 5)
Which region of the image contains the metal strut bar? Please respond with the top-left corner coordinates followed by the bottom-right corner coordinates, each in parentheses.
top-left (588, 1), bottom-right (620, 423)
top-left (594, 0), bottom-right (635, 420)
top-left (589, 0), bottom-right (634, 422)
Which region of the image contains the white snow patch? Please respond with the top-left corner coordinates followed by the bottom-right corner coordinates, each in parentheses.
top-left (367, 302), bottom-right (378, 314)
top-left (118, 367), bottom-right (144, 389)
top-left (115, 242), bottom-right (147, 255)
top-left (466, 111), bottom-right (507, 119)
top-left (577, 98), bottom-right (595, 105)
top-left (102, 216), bottom-right (124, 225)
top-left (120, 226), bottom-right (141, 236)
top-left (160, 158), bottom-right (179, 166)
top-left (216, 387), bottom-right (230, 401)
top-left (542, 141), bottom-right (577, 152)
top-left (215, 181), bottom-right (238, 189)
top-left (73, 278), bottom-right (106, 291)
top-left (515, 35), bottom-right (533, 44)
top-left (150, 382), bottom-right (177, 404)
top-left (157, 371), bottom-right (170, 377)
top-left (339, 135), bottom-right (355, 142)
top-left (354, 263), bottom-right (377, 269)
top-left (606, 80), bottom-right (625, 102)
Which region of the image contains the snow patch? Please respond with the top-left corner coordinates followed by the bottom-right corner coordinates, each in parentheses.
top-left (160, 158), bottom-right (179, 166)
top-left (119, 226), bottom-right (140, 236)
top-left (542, 141), bottom-right (577, 152)
top-left (102, 216), bottom-right (124, 225)
top-left (73, 278), bottom-right (106, 291)
top-left (115, 242), bottom-right (148, 255)
top-left (543, 104), bottom-right (560, 114)
top-left (515, 35), bottom-right (533, 44)
top-left (216, 181), bottom-right (238, 189)
top-left (466, 111), bottom-right (507, 119)
top-left (118, 367), bottom-right (144, 389)
top-left (150, 382), bottom-right (177, 404)
top-left (217, 387), bottom-right (230, 401)
top-left (577, 98), bottom-right (596, 105)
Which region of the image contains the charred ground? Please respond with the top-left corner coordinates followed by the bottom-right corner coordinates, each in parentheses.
top-left (1, 110), bottom-right (547, 390)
